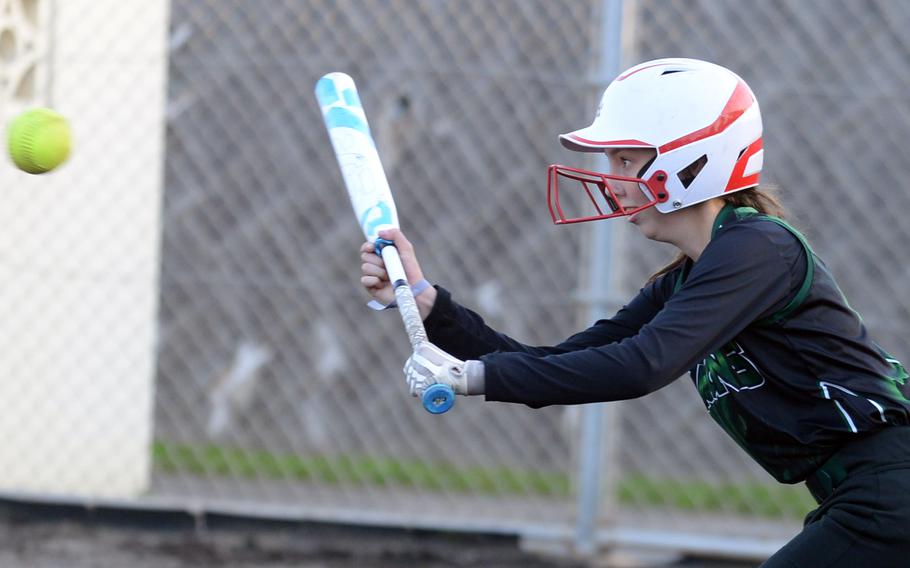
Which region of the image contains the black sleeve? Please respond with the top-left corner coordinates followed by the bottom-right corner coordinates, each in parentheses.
top-left (423, 281), bottom-right (668, 361)
top-left (482, 224), bottom-right (799, 408)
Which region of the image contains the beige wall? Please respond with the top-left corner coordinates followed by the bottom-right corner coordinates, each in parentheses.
top-left (0, 0), bottom-right (169, 497)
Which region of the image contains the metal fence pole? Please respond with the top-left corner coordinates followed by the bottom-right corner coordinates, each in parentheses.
top-left (574, 0), bottom-right (625, 557)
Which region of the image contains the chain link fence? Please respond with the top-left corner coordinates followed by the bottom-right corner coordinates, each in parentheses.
top-left (154, 0), bottom-right (595, 536)
top-left (2, 0), bottom-right (910, 561)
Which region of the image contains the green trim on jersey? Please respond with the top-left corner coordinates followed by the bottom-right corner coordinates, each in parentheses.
top-left (679, 205), bottom-right (909, 475)
top-left (676, 204), bottom-right (814, 326)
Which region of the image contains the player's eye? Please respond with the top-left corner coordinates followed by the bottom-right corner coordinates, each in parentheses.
top-left (621, 158), bottom-right (632, 169)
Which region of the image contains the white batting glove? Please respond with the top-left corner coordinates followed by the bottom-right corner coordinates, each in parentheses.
top-left (403, 343), bottom-right (471, 397)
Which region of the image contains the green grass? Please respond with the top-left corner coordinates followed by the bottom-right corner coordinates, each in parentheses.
top-left (153, 441), bottom-right (814, 519)
top-left (618, 474), bottom-right (815, 519)
top-left (153, 441), bottom-right (569, 496)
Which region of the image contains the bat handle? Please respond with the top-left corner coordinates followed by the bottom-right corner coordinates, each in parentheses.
top-left (378, 241), bottom-right (427, 347)
top-left (376, 239), bottom-right (456, 414)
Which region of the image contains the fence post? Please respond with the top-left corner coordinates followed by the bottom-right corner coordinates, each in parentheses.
top-left (574, 0), bottom-right (626, 558)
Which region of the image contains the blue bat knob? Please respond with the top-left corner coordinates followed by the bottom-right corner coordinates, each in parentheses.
top-left (422, 384), bottom-right (455, 414)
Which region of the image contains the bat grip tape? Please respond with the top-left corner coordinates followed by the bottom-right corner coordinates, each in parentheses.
top-left (367, 279), bottom-right (432, 311)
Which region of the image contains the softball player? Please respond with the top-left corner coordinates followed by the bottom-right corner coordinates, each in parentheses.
top-left (359, 58), bottom-right (910, 566)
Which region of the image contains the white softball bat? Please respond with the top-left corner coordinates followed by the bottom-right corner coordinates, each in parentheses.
top-left (315, 72), bottom-right (455, 415)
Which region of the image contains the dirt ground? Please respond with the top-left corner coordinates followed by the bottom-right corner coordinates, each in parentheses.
top-left (0, 499), bottom-right (758, 568)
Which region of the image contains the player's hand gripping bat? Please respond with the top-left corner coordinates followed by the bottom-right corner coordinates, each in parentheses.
top-left (315, 72), bottom-right (455, 415)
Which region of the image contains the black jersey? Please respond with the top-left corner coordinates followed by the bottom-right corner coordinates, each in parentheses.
top-left (424, 204), bottom-right (910, 483)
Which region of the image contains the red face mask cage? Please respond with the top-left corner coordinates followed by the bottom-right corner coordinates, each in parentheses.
top-left (546, 164), bottom-right (670, 225)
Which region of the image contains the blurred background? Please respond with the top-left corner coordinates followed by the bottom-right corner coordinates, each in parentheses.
top-left (1, 0), bottom-right (909, 565)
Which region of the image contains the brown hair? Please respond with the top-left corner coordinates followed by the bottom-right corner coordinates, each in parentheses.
top-left (646, 186), bottom-right (790, 284)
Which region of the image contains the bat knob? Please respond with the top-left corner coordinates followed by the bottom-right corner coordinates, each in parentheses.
top-left (422, 384), bottom-right (455, 414)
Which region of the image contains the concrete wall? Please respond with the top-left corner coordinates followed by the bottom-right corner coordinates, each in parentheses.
top-left (0, 0), bottom-right (169, 497)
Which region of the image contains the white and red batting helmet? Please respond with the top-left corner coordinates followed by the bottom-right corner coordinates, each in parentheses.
top-left (548, 58), bottom-right (763, 223)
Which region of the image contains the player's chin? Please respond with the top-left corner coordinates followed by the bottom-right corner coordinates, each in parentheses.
top-left (629, 209), bottom-right (662, 239)
top-left (631, 218), bottom-right (659, 240)
top-left (637, 229), bottom-right (659, 242)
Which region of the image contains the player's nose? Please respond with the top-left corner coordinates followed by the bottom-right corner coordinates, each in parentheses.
top-left (609, 180), bottom-right (627, 197)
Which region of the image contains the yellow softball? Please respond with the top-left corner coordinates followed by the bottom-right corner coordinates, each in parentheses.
top-left (6, 108), bottom-right (72, 174)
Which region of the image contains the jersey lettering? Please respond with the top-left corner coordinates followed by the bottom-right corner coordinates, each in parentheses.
top-left (695, 341), bottom-right (766, 410)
